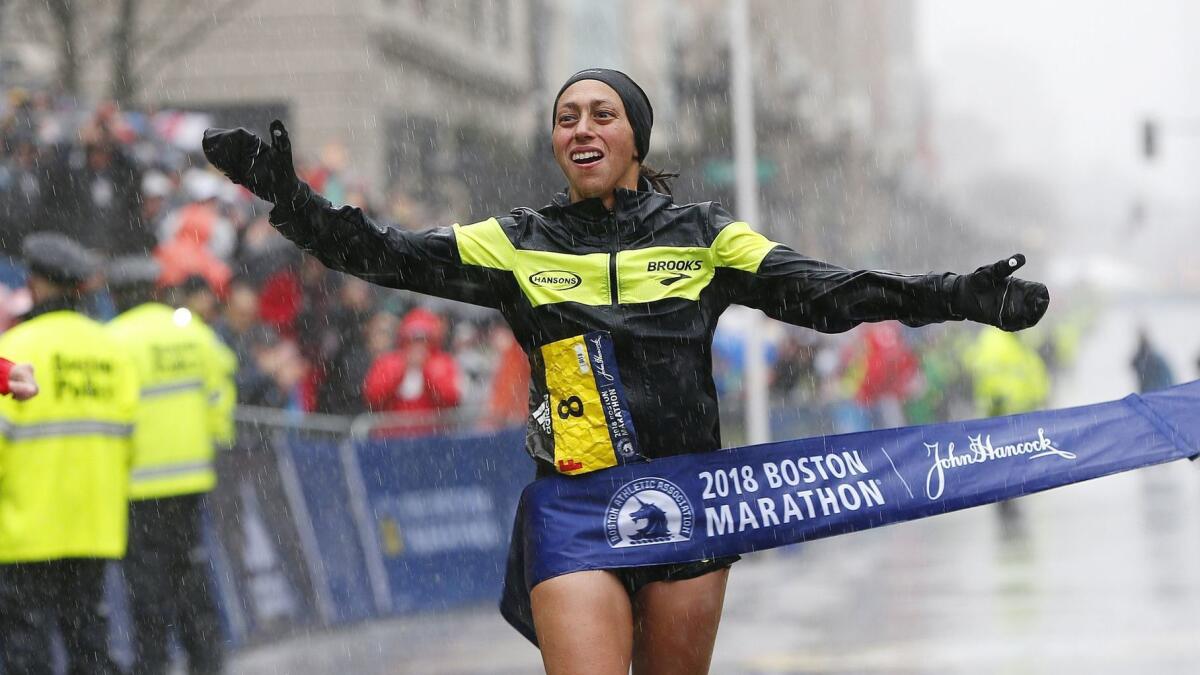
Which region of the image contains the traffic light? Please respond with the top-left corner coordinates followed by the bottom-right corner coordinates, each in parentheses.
top-left (1142, 119), bottom-right (1158, 160)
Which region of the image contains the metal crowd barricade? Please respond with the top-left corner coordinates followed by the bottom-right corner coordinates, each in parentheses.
top-left (207, 405), bottom-right (528, 647)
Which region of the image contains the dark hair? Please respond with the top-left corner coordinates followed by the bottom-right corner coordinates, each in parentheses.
top-left (111, 284), bottom-right (156, 314)
top-left (178, 274), bottom-right (212, 295)
top-left (640, 164), bottom-right (678, 196)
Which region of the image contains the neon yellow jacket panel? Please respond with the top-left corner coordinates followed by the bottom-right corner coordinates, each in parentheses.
top-left (0, 311), bottom-right (138, 562)
top-left (107, 304), bottom-right (236, 500)
top-left (964, 327), bottom-right (1050, 416)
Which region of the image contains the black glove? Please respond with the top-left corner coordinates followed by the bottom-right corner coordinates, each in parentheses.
top-left (202, 119), bottom-right (299, 205)
top-left (953, 254), bottom-right (1049, 331)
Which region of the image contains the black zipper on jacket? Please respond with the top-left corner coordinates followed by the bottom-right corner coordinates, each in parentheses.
top-left (607, 210), bottom-right (620, 306)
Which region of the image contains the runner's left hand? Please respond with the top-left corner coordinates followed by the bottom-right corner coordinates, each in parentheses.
top-left (954, 254), bottom-right (1049, 331)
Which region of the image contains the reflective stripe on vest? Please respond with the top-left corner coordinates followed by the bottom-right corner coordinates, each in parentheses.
top-left (0, 418), bottom-right (134, 441)
top-left (130, 460), bottom-right (214, 483)
top-left (140, 378), bottom-right (205, 399)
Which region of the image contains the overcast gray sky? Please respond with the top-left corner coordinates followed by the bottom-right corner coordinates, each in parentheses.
top-left (918, 0), bottom-right (1200, 286)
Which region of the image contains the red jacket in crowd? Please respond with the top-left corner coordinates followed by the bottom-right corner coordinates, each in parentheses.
top-left (854, 323), bottom-right (919, 405)
top-left (154, 202), bottom-right (232, 297)
top-left (363, 308), bottom-right (461, 435)
top-left (0, 358), bottom-right (12, 396)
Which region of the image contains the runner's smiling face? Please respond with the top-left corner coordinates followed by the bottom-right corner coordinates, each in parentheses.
top-left (553, 80), bottom-right (641, 209)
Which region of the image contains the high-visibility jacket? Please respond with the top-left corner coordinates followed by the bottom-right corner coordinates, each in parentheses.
top-left (963, 326), bottom-right (1050, 417)
top-left (0, 310), bottom-right (139, 562)
top-left (107, 303), bottom-right (236, 500)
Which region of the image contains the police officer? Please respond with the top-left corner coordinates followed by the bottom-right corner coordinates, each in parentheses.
top-left (964, 325), bottom-right (1051, 418)
top-left (105, 257), bottom-right (236, 675)
top-left (0, 233), bottom-right (138, 674)
top-left (963, 325), bottom-right (1051, 530)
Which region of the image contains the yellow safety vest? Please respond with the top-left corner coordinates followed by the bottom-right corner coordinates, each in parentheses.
top-left (963, 327), bottom-right (1050, 416)
top-left (107, 303), bottom-right (236, 500)
top-left (0, 310), bottom-right (139, 562)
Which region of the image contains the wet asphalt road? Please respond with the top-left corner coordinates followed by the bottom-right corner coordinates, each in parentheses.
top-left (232, 297), bottom-right (1200, 674)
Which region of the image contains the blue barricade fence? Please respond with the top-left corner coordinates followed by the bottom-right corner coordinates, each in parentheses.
top-left (66, 410), bottom-right (532, 666)
top-left (277, 432), bottom-right (377, 625)
top-left (196, 411), bottom-right (531, 648)
top-left (354, 429), bottom-right (530, 613)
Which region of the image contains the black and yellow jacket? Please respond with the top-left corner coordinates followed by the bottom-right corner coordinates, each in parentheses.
top-left (272, 179), bottom-right (974, 474)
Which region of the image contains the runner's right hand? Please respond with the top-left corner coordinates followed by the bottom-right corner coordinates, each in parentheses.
top-left (202, 120), bottom-right (299, 205)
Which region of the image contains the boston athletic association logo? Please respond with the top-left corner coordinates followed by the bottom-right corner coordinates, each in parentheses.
top-left (605, 478), bottom-right (694, 548)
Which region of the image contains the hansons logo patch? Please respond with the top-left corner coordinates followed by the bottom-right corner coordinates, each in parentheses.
top-left (605, 478), bottom-right (693, 547)
top-left (529, 270), bottom-right (582, 290)
top-left (924, 428), bottom-right (1076, 500)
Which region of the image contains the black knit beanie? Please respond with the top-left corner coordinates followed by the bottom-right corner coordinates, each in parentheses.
top-left (553, 68), bottom-right (654, 162)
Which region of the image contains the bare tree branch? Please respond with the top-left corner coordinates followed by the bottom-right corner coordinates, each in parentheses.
top-left (110, 0), bottom-right (137, 103)
top-left (74, 0), bottom-right (180, 72)
top-left (12, 0), bottom-right (60, 51)
top-left (132, 0), bottom-right (191, 50)
top-left (131, 0), bottom-right (257, 96)
top-left (44, 0), bottom-right (80, 95)
top-left (75, 0), bottom-right (119, 67)
top-left (13, 0), bottom-right (255, 103)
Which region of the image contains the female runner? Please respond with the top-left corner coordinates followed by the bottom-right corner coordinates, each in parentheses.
top-left (203, 68), bottom-right (1048, 675)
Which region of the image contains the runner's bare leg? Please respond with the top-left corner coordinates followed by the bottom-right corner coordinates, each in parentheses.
top-left (632, 567), bottom-right (730, 675)
top-left (532, 570), bottom-right (633, 675)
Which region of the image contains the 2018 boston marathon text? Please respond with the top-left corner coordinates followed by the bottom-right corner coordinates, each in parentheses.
top-left (699, 451), bottom-right (884, 537)
top-left (696, 429), bottom-right (1074, 538)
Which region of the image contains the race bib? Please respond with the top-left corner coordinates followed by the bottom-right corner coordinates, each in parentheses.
top-left (540, 331), bottom-right (642, 475)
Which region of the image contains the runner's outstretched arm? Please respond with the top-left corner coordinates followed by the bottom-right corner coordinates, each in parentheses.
top-left (203, 121), bottom-right (513, 309)
top-left (708, 205), bottom-right (1048, 332)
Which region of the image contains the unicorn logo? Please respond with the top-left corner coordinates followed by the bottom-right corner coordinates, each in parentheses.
top-left (628, 497), bottom-right (671, 540)
top-left (605, 478), bottom-right (694, 548)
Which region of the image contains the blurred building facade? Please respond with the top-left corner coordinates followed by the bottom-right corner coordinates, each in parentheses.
top-left (671, 0), bottom-right (930, 265)
top-left (1, 0), bottom-right (541, 216)
top-left (158, 0), bottom-right (538, 218)
top-left (1, 0), bottom-right (986, 268)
